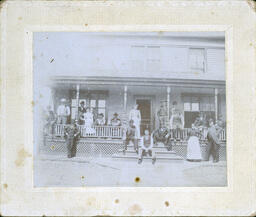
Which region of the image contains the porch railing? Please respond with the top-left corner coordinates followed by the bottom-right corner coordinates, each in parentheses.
top-left (54, 124), bottom-right (123, 139)
top-left (54, 124), bottom-right (226, 142)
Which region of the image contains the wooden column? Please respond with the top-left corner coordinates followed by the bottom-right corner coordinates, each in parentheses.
top-left (76, 84), bottom-right (80, 121)
top-left (214, 88), bottom-right (218, 122)
top-left (124, 85), bottom-right (128, 112)
top-left (167, 87), bottom-right (171, 121)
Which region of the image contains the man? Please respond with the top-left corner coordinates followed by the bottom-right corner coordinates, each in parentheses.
top-left (78, 101), bottom-right (86, 125)
top-left (129, 104), bottom-right (141, 138)
top-left (153, 124), bottom-right (173, 151)
top-left (138, 129), bottom-right (156, 164)
top-left (157, 104), bottom-right (167, 127)
top-left (44, 105), bottom-right (56, 138)
top-left (123, 120), bottom-right (138, 154)
top-left (194, 113), bottom-right (207, 140)
top-left (170, 108), bottom-right (184, 140)
top-left (206, 119), bottom-right (223, 163)
top-left (57, 98), bottom-right (70, 124)
top-left (64, 120), bottom-right (80, 158)
top-left (110, 113), bottom-right (121, 126)
top-left (95, 113), bottom-right (105, 126)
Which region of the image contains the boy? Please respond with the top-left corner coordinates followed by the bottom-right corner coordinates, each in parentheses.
top-left (138, 129), bottom-right (156, 164)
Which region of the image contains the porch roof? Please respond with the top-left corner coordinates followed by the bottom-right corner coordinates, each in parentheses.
top-left (50, 76), bottom-right (225, 89)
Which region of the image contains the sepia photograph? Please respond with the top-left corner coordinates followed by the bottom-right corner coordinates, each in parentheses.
top-left (1, 0), bottom-right (256, 215)
top-left (33, 32), bottom-right (226, 187)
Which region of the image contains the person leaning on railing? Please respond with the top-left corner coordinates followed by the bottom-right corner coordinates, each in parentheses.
top-left (206, 119), bottom-right (223, 163)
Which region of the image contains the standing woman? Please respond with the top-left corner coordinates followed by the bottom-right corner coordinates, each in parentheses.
top-left (129, 104), bottom-right (141, 138)
top-left (186, 124), bottom-right (202, 162)
top-left (81, 108), bottom-right (96, 135)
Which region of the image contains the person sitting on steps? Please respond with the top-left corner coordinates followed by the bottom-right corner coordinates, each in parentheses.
top-left (152, 124), bottom-right (173, 151)
top-left (123, 120), bottom-right (139, 154)
top-left (138, 129), bottom-right (156, 165)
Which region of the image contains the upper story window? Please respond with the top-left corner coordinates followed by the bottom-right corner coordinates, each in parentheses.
top-left (131, 46), bottom-right (161, 72)
top-left (188, 48), bottom-right (205, 73)
top-left (131, 45), bottom-right (207, 74)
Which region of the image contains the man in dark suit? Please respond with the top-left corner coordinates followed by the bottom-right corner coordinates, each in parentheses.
top-left (153, 125), bottom-right (173, 151)
top-left (206, 119), bottom-right (222, 162)
top-left (64, 121), bottom-right (80, 158)
top-left (123, 120), bottom-right (138, 154)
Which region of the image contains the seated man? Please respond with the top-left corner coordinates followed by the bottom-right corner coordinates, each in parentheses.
top-left (138, 129), bottom-right (156, 164)
top-left (95, 113), bottom-right (105, 126)
top-left (153, 125), bottom-right (173, 151)
top-left (110, 112), bottom-right (121, 126)
top-left (123, 120), bottom-right (138, 154)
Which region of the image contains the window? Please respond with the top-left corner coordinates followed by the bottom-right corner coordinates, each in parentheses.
top-left (71, 98), bottom-right (107, 120)
top-left (183, 96), bottom-right (199, 111)
top-left (131, 45), bottom-right (161, 72)
top-left (183, 94), bottom-right (215, 128)
top-left (189, 48), bottom-right (205, 73)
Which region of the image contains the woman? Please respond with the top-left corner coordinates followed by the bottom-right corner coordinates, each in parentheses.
top-left (129, 104), bottom-right (141, 138)
top-left (81, 108), bottom-right (96, 135)
top-left (186, 124), bottom-right (202, 162)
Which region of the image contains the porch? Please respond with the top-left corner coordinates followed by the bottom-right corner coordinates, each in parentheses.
top-left (38, 76), bottom-right (226, 160)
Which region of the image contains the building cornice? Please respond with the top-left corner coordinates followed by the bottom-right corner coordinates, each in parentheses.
top-left (49, 76), bottom-right (225, 89)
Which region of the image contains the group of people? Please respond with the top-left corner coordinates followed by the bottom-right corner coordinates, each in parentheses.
top-left (123, 104), bottom-right (224, 164)
top-left (43, 98), bottom-right (123, 137)
top-left (44, 99), bottom-right (224, 163)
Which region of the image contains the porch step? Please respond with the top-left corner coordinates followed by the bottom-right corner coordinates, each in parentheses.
top-left (118, 149), bottom-right (177, 155)
top-left (112, 153), bottom-right (184, 161)
top-left (124, 145), bottom-right (173, 151)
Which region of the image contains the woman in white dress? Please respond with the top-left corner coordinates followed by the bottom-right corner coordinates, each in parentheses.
top-left (129, 104), bottom-right (141, 138)
top-left (186, 124), bottom-right (202, 162)
top-left (81, 108), bottom-right (96, 135)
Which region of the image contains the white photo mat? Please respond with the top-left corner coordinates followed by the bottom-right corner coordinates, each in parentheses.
top-left (0, 0), bottom-right (255, 216)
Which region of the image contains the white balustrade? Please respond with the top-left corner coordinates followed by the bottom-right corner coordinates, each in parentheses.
top-left (54, 124), bottom-right (123, 139)
top-left (54, 124), bottom-right (226, 141)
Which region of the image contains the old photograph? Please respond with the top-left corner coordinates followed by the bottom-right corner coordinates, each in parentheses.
top-left (33, 32), bottom-right (226, 187)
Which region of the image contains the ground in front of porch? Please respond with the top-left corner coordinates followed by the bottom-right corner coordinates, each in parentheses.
top-left (34, 156), bottom-right (227, 187)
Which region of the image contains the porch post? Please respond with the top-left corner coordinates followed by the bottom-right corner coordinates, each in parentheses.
top-left (167, 87), bottom-right (171, 121)
top-left (124, 85), bottom-right (128, 112)
top-left (214, 88), bottom-right (218, 122)
top-left (76, 84), bottom-right (80, 120)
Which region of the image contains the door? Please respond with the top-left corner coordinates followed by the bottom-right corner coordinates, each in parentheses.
top-left (136, 99), bottom-right (152, 135)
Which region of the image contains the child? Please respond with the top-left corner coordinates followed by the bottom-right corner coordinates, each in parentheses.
top-left (138, 129), bottom-right (156, 164)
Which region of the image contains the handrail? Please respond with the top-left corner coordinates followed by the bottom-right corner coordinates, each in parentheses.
top-left (54, 124), bottom-right (226, 141)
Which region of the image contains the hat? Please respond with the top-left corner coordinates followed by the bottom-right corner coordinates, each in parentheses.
top-left (60, 98), bottom-right (66, 103)
top-left (208, 118), bottom-right (214, 123)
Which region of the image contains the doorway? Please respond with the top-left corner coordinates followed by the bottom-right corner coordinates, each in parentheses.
top-left (136, 99), bottom-right (152, 136)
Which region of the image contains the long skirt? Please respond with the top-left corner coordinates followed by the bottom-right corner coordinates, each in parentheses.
top-left (186, 136), bottom-right (202, 161)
